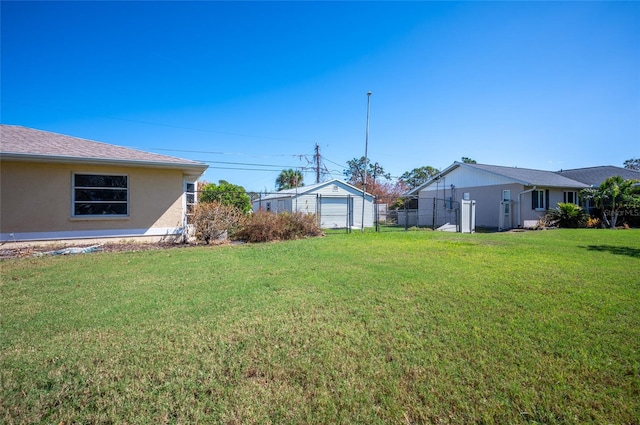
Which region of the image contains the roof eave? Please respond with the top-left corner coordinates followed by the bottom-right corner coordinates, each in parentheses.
top-left (261, 179), bottom-right (374, 200)
top-left (1, 152), bottom-right (208, 175)
top-left (406, 162), bottom-right (591, 193)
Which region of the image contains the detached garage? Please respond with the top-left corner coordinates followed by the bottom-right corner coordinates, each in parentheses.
top-left (252, 179), bottom-right (375, 229)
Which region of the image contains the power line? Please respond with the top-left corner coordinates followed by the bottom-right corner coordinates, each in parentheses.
top-left (323, 156), bottom-right (348, 168)
top-left (202, 159), bottom-right (309, 168)
top-left (148, 147), bottom-right (300, 158)
top-left (206, 166), bottom-right (303, 172)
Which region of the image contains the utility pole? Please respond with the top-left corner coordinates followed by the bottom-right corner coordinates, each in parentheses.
top-left (315, 143), bottom-right (321, 184)
top-left (361, 91), bottom-right (372, 232)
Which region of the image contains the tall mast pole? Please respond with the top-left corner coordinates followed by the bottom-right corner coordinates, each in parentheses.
top-left (362, 91), bottom-right (372, 232)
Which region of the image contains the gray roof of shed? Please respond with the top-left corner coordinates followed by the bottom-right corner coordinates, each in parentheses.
top-left (258, 179), bottom-right (373, 201)
top-left (555, 166), bottom-right (640, 187)
top-left (0, 124), bottom-right (207, 172)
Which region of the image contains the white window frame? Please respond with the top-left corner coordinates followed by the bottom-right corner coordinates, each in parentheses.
top-left (563, 191), bottom-right (578, 205)
top-left (533, 189), bottom-right (546, 211)
top-left (502, 190), bottom-right (511, 214)
top-left (184, 180), bottom-right (197, 225)
top-left (72, 173), bottom-right (129, 218)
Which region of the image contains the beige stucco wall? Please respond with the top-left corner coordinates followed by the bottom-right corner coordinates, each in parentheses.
top-left (1, 160), bottom-right (188, 240)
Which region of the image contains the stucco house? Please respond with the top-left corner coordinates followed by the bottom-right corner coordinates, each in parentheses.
top-left (252, 179), bottom-right (375, 229)
top-left (407, 162), bottom-right (592, 230)
top-left (0, 124), bottom-right (208, 242)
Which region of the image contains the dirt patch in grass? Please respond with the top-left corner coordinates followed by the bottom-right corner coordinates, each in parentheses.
top-left (0, 241), bottom-right (200, 259)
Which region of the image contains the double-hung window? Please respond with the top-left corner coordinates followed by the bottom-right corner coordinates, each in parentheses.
top-left (532, 189), bottom-right (549, 210)
top-left (563, 191), bottom-right (578, 205)
top-left (73, 174), bottom-right (128, 216)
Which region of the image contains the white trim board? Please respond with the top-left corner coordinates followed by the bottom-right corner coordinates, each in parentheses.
top-left (0, 227), bottom-right (185, 243)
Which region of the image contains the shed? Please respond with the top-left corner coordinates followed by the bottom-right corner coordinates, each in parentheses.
top-left (252, 179), bottom-right (375, 229)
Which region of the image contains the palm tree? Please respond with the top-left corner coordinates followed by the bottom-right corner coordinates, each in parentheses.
top-left (581, 176), bottom-right (640, 228)
top-left (276, 169), bottom-right (304, 191)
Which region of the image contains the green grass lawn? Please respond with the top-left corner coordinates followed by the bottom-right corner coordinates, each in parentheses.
top-left (1, 230), bottom-right (639, 424)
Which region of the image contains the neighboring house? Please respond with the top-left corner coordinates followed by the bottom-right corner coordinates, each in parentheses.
top-left (252, 179), bottom-right (375, 229)
top-left (407, 162), bottom-right (590, 230)
top-left (557, 165), bottom-right (640, 220)
top-left (0, 124), bottom-right (208, 242)
top-left (556, 166), bottom-right (640, 187)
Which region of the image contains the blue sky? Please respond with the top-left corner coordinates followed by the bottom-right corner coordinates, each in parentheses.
top-left (2, 1), bottom-right (639, 191)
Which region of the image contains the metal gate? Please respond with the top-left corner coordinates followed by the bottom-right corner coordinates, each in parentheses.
top-left (388, 197), bottom-right (460, 231)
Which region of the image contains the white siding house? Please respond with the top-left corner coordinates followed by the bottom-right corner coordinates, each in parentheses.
top-left (252, 179), bottom-right (375, 229)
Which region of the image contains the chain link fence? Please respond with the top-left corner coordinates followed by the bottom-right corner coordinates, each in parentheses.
top-left (187, 189), bottom-right (463, 233)
top-left (375, 195), bottom-right (461, 232)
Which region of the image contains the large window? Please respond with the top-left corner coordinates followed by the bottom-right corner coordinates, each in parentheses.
top-left (73, 174), bottom-right (128, 216)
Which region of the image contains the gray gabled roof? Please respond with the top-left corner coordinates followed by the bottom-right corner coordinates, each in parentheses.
top-left (556, 166), bottom-right (640, 187)
top-left (0, 124), bottom-right (208, 173)
top-left (258, 179), bottom-right (373, 201)
top-left (465, 163), bottom-right (589, 188)
top-left (408, 161), bottom-right (589, 194)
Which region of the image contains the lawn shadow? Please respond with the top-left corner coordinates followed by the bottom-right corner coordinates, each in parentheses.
top-left (584, 245), bottom-right (640, 259)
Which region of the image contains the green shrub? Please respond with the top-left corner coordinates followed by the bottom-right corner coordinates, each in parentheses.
top-left (192, 201), bottom-right (246, 244)
top-left (546, 203), bottom-right (589, 228)
top-left (199, 180), bottom-right (252, 214)
top-left (236, 211), bottom-right (323, 243)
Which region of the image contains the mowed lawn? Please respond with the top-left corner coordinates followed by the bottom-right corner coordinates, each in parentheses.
top-left (1, 230), bottom-right (639, 424)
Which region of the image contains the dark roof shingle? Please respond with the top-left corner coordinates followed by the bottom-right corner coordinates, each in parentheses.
top-left (463, 163), bottom-right (589, 188)
top-left (556, 166), bottom-right (640, 187)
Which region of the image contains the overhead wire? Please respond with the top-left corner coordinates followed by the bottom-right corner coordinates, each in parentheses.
top-left (8, 100), bottom-right (360, 180)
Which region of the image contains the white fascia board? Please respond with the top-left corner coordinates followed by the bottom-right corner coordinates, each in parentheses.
top-left (1, 153), bottom-right (208, 175)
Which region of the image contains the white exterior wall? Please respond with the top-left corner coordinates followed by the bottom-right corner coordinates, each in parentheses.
top-left (253, 197), bottom-right (292, 213)
top-left (251, 181), bottom-right (374, 228)
top-left (426, 166), bottom-right (516, 191)
top-left (290, 195), bottom-right (318, 215)
top-left (315, 182), bottom-right (373, 228)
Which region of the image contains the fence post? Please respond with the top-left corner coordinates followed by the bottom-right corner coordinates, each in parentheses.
top-left (375, 195), bottom-right (380, 232)
top-left (404, 197), bottom-right (408, 231)
top-left (432, 197), bottom-right (437, 229)
top-left (346, 195), bottom-right (350, 234)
